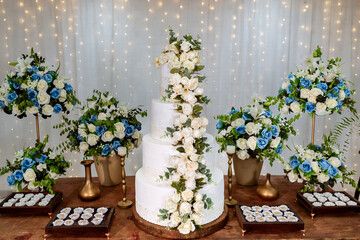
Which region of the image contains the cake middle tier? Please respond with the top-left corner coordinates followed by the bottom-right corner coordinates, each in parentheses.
top-left (142, 133), bottom-right (216, 182)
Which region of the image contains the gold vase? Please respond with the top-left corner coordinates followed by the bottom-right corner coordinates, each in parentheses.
top-left (79, 160), bottom-right (101, 201)
top-left (233, 156), bottom-right (263, 186)
top-left (257, 173), bottom-right (279, 201)
top-left (94, 155), bottom-right (122, 186)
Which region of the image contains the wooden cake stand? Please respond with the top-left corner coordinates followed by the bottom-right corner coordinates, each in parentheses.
top-left (132, 204), bottom-right (228, 239)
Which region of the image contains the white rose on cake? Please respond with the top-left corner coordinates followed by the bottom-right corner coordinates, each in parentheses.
top-left (183, 91), bottom-right (197, 105)
top-left (191, 118), bottom-right (202, 129)
top-left (180, 41), bottom-right (192, 52)
top-left (237, 150), bottom-right (250, 160)
top-left (173, 84), bottom-right (184, 95)
top-left (192, 129), bottom-right (203, 138)
top-left (187, 161), bottom-right (198, 171)
top-left (183, 137), bottom-right (195, 146)
top-left (87, 134), bottom-right (99, 146)
top-left (194, 87), bottom-right (204, 96)
top-left (79, 142), bottom-right (89, 153)
top-left (179, 202), bottom-right (192, 215)
top-left (172, 131), bottom-right (183, 143)
top-left (185, 145), bottom-right (195, 156)
top-left (186, 77), bottom-right (198, 90)
top-left (166, 199), bottom-right (178, 213)
top-left (42, 104), bottom-right (53, 116)
top-left (236, 138), bottom-right (248, 150)
top-left (247, 136), bottom-right (257, 151)
top-left (193, 200), bottom-right (205, 213)
top-left (191, 213), bottom-right (202, 225)
top-left (178, 219), bottom-right (195, 235)
top-left (201, 117), bottom-right (209, 127)
top-left (181, 127), bottom-right (193, 138)
top-left (37, 91), bottom-right (50, 105)
top-left (37, 79), bottom-right (48, 91)
top-left (290, 102), bottom-right (301, 113)
top-left (169, 73), bottom-right (181, 85)
top-left (325, 98), bottom-right (338, 108)
top-left (170, 172), bottom-right (181, 182)
top-left (181, 189), bottom-right (194, 202)
top-left (185, 179), bottom-right (196, 190)
top-left (101, 131), bottom-right (114, 142)
top-left (183, 60), bottom-right (195, 72)
top-left (328, 157), bottom-right (341, 167)
top-left (23, 168), bottom-right (36, 182)
top-left (169, 212), bottom-right (181, 228)
top-left (171, 193), bottom-right (181, 203)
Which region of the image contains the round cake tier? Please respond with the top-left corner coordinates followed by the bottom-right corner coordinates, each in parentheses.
top-left (142, 133), bottom-right (216, 182)
top-left (135, 167), bottom-right (224, 226)
top-left (151, 99), bottom-right (178, 142)
top-left (160, 63), bottom-right (172, 98)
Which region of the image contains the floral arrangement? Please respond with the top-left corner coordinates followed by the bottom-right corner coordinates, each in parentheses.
top-left (215, 97), bottom-right (296, 165)
top-left (0, 135), bottom-right (70, 193)
top-left (55, 90), bottom-right (147, 158)
top-left (284, 133), bottom-right (358, 192)
top-left (0, 48), bottom-right (79, 118)
top-left (278, 46), bottom-right (356, 116)
top-left (156, 29), bottom-right (213, 234)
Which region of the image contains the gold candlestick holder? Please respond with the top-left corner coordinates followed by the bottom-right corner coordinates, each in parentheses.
top-left (311, 114), bottom-right (316, 145)
top-left (224, 152), bottom-right (238, 207)
top-left (35, 114), bottom-right (40, 142)
top-left (117, 153), bottom-right (133, 209)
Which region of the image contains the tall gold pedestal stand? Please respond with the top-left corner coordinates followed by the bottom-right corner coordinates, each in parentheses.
top-left (224, 146), bottom-right (238, 207)
top-left (117, 148), bottom-right (132, 209)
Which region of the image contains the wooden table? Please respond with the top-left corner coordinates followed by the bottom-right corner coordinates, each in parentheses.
top-left (0, 176), bottom-right (359, 239)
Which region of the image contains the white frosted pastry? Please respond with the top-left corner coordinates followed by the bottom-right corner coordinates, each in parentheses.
top-left (347, 201), bottom-right (357, 206)
top-left (324, 202), bottom-right (335, 206)
top-left (312, 202), bottom-right (322, 207)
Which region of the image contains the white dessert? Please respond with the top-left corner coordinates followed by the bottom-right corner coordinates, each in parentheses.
top-left (84, 208), bottom-right (94, 214)
top-left (57, 213), bottom-right (68, 219)
top-left (252, 206), bottom-right (262, 212)
top-left (69, 213), bottom-right (80, 220)
top-left (307, 197), bottom-right (317, 202)
top-left (335, 201), bottom-right (346, 206)
top-left (279, 205), bottom-right (289, 211)
top-left (14, 194), bottom-right (24, 199)
top-left (245, 216), bottom-right (255, 222)
top-left (324, 202), bottom-right (335, 206)
top-left (266, 216), bottom-right (277, 222)
top-left (312, 202), bottom-right (322, 207)
top-left (323, 192), bottom-right (333, 198)
top-left (328, 196), bottom-right (339, 202)
top-left (347, 201), bottom-right (357, 206)
top-left (256, 216), bottom-right (266, 222)
top-left (74, 207), bottom-right (84, 214)
top-left (53, 219), bottom-right (64, 226)
top-left (303, 193), bottom-right (312, 198)
top-left (97, 207), bottom-right (108, 214)
top-left (61, 208), bottom-right (71, 214)
top-left (287, 216), bottom-right (298, 222)
top-left (78, 220), bottom-right (89, 226)
top-left (91, 217), bottom-right (103, 225)
top-left (81, 213), bottom-right (92, 220)
top-left (64, 219), bottom-right (74, 226)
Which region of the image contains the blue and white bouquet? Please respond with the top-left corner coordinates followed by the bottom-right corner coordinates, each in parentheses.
top-left (278, 47), bottom-right (356, 116)
top-left (0, 135), bottom-right (70, 193)
top-left (216, 97), bottom-right (296, 165)
top-left (284, 133), bottom-right (358, 192)
top-left (0, 48), bottom-right (79, 118)
top-left (56, 90), bottom-right (147, 158)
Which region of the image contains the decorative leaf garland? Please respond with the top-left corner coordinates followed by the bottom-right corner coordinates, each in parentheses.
top-left (155, 29), bottom-right (213, 234)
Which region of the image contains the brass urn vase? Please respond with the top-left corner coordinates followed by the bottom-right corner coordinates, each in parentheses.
top-left (256, 173), bottom-right (279, 201)
top-left (79, 160), bottom-right (101, 201)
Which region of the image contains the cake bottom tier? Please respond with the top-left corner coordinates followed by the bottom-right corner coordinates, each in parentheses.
top-left (135, 167), bottom-right (224, 226)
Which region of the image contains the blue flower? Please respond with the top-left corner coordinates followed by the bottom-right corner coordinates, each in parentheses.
top-left (121, 119), bottom-right (129, 127)
top-left (125, 125), bottom-right (135, 136)
top-left (13, 170), bottom-right (24, 181)
top-left (21, 157), bottom-right (35, 170)
top-left (7, 175), bottom-right (16, 186)
top-left (135, 125), bottom-right (142, 131)
top-left (27, 88), bottom-right (38, 101)
top-left (288, 74), bottom-right (294, 80)
top-left (112, 141), bottom-right (121, 151)
top-left (319, 159), bottom-right (331, 170)
top-left (286, 85), bottom-right (293, 94)
top-left (53, 104), bottom-right (63, 114)
top-left (270, 125), bottom-right (279, 137)
top-left (328, 166), bottom-right (339, 178)
top-left (50, 88), bottom-right (61, 99)
top-left (36, 154), bottom-right (48, 163)
top-left (344, 89), bottom-right (351, 98)
top-left (275, 143), bottom-right (283, 154)
top-left (33, 101), bottom-right (40, 109)
top-left (6, 92), bottom-right (18, 103)
top-left (299, 161), bottom-right (312, 173)
top-left (47, 70), bottom-right (57, 77)
top-left (31, 73), bottom-right (41, 81)
top-left (314, 145), bottom-right (322, 151)
top-left (0, 101), bottom-right (5, 108)
top-left (77, 135), bottom-right (83, 141)
top-left (337, 101), bottom-right (343, 110)
top-left (64, 83), bottom-right (73, 92)
top-left (95, 125), bottom-right (106, 136)
top-left (216, 120), bottom-right (223, 130)
top-left (261, 129), bottom-right (272, 140)
top-left (337, 78), bottom-right (344, 88)
top-left (257, 138), bottom-right (268, 149)
top-left (285, 97), bottom-right (294, 104)
top-left (261, 110), bottom-right (272, 118)
top-left (31, 66), bottom-right (38, 73)
top-left (12, 81), bottom-right (21, 89)
top-left (300, 78), bottom-right (311, 88)
top-left (289, 156), bottom-right (300, 169)
top-left (317, 83), bottom-right (328, 92)
top-left (236, 125), bottom-right (246, 134)
top-left (89, 115), bottom-right (98, 122)
top-left (43, 74), bottom-right (53, 83)
top-left (305, 102), bottom-right (316, 113)
top-left (229, 109), bottom-right (239, 114)
top-left (242, 111), bottom-right (252, 121)
top-left (101, 144), bottom-right (111, 156)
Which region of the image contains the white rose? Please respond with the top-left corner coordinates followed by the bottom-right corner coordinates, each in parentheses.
top-left (231, 118), bottom-right (245, 128)
top-left (270, 137), bottom-right (281, 148)
top-left (185, 179), bottom-right (196, 190)
top-left (172, 131), bottom-right (183, 143)
top-left (300, 88), bottom-right (310, 99)
top-left (88, 124), bottom-right (96, 132)
top-left (311, 162), bottom-right (320, 174)
top-left (53, 79), bottom-right (64, 89)
top-left (98, 112), bottom-right (107, 121)
top-left (37, 91), bottom-right (50, 105)
top-left (185, 145), bottom-right (195, 156)
top-left (169, 212), bottom-right (181, 228)
top-left (183, 137), bottom-right (195, 147)
top-left (287, 171), bottom-right (298, 183)
top-left (201, 117), bottom-right (209, 127)
top-left (127, 142), bottom-right (134, 152)
top-left (339, 90), bottom-right (345, 101)
top-left (310, 88), bottom-right (323, 97)
top-left (191, 213), bottom-right (202, 225)
top-left (132, 129), bottom-right (140, 139)
top-left (186, 77), bottom-right (198, 90)
top-left (173, 84), bottom-right (184, 95)
top-left (261, 118), bottom-right (272, 127)
top-left (37, 79), bottom-right (48, 91)
top-left (315, 102), bottom-right (327, 115)
top-left (325, 98), bottom-right (338, 108)
top-left (181, 127), bottom-right (193, 138)
top-left (166, 199), bottom-right (178, 213)
top-left (65, 102), bottom-right (74, 111)
top-left (87, 134), bottom-right (99, 146)
top-left (42, 104), bottom-right (53, 116)
top-left (193, 200), bottom-right (205, 213)
top-left (183, 60), bottom-right (195, 72)
top-left (290, 102), bottom-right (301, 113)
top-left (134, 135), bottom-right (142, 148)
top-left (169, 73), bottom-right (181, 85)
top-left (36, 163), bottom-right (47, 171)
top-left (284, 163), bottom-right (292, 171)
top-left (187, 161), bottom-right (198, 171)
top-left (325, 73), bottom-right (336, 83)
top-left (78, 124), bottom-right (87, 138)
top-left (180, 41), bottom-right (192, 52)
top-left (236, 138), bottom-right (248, 150)
top-left (181, 77), bottom-right (189, 86)
top-left (193, 129), bottom-right (203, 138)
top-left (194, 87), bottom-right (204, 96)
top-left (27, 106), bottom-right (39, 114)
top-left (171, 193), bottom-right (181, 203)
top-left (49, 171), bottom-right (58, 180)
top-left (245, 122), bottom-right (256, 135)
top-left (247, 136), bottom-right (257, 151)
top-left (23, 168), bottom-right (36, 182)
top-left (114, 122), bottom-right (125, 132)
top-left (237, 150), bottom-right (250, 160)
top-left (318, 173), bottom-right (330, 183)
top-left (181, 189), bottom-right (194, 202)
top-left (11, 105), bottom-right (21, 115)
top-left (27, 181), bottom-right (38, 191)
top-left (79, 142), bottom-right (89, 153)
top-left (191, 118), bottom-right (202, 130)
top-left (60, 89), bottom-right (67, 98)
top-left (328, 157), bottom-right (341, 167)
top-left (281, 105), bottom-right (289, 114)
top-left (182, 103), bottom-right (193, 115)
top-left (282, 81), bottom-right (290, 89)
top-left (179, 202), bottom-right (192, 215)
top-left (178, 219), bottom-right (195, 235)
top-left (308, 95), bottom-right (317, 104)
top-left (183, 91), bottom-right (197, 105)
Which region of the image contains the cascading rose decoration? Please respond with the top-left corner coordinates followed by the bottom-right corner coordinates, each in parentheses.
top-left (278, 46), bottom-right (356, 116)
top-left (0, 48), bottom-right (79, 118)
top-left (55, 90), bottom-right (147, 158)
top-left (156, 29), bottom-right (213, 234)
top-left (215, 97), bottom-right (296, 165)
top-left (0, 135), bottom-right (70, 194)
top-left (284, 133), bottom-right (358, 192)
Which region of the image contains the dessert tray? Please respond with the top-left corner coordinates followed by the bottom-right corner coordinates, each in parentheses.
top-left (235, 204), bottom-right (305, 236)
top-left (0, 192), bottom-right (62, 216)
top-left (44, 206), bottom-right (115, 239)
top-left (296, 191), bottom-right (360, 218)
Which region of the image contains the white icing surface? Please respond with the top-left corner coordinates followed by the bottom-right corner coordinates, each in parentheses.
top-left (151, 99), bottom-right (178, 142)
top-left (135, 167), bottom-right (224, 225)
top-left (160, 63), bottom-right (172, 98)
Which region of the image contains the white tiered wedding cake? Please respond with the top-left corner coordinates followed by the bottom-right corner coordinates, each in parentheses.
top-left (135, 30), bottom-right (224, 234)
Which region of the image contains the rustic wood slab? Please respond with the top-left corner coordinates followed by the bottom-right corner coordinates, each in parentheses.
top-left (0, 192), bottom-right (62, 216)
top-left (132, 203), bottom-right (228, 239)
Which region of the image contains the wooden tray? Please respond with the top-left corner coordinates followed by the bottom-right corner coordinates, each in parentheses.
top-left (0, 192), bottom-right (62, 216)
top-left (296, 191), bottom-right (360, 219)
top-left (235, 204), bottom-right (305, 236)
top-left (44, 206), bottom-right (115, 239)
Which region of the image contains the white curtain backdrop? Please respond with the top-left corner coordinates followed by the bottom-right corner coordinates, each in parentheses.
top-left (0, 0), bottom-right (359, 193)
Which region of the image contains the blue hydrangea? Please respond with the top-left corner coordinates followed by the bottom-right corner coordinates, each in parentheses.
top-left (236, 125), bottom-right (246, 134)
top-left (101, 144), bottom-right (111, 156)
top-left (289, 156), bottom-right (300, 169)
top-left (328, 166), bottom-right (339, 178)
top-left (299, 161), bottom-right (312, 173)
top-left (135, 125), bottom-right (142, 131)
top-left (305, 102), bottom-right (316, 113)
top-left (53, 104), bottom-right (63, 114)
top-left (33, 101), bottom-right (40, 109)
top-left (7, 175), bottom-right (16, 186)
top-left (286, 85), bottom-right (293, 94)
top-left (31, 66), bottom-right (38, 73)
top-left (319, 159), bottom-right (331, 170)
top-left (50, 88), bottom-right (61, 99)
top-left (256, 138), bottom-right (268, 149)
top-left (13, 170), bottom-right (24, 181)
top-left (6, 92), bottom-right (18, 103)
top-left (300, 78), bottom-right (311, 88)
top-left (261, 110), bottom-right (272, 118)
top-left (77, 135), bottom-right (83, 141)
top-left (344, 89), bottom-right (351, 98)
top-left (43, 74), bottom-right (53, 83)
top-left (337, 101), bottom-right (343, 110)
top-left (121, 119), bottom-right (129, 127)
top-left (288, 74), bottom-right (294, 80)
